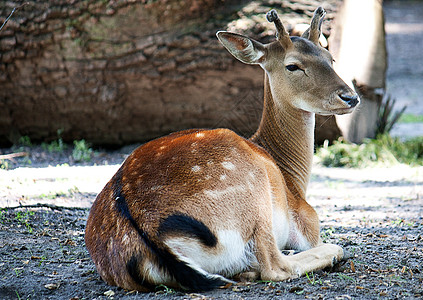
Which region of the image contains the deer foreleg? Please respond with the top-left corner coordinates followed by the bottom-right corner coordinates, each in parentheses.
top-left (288, 244), bottom-right (344, 277)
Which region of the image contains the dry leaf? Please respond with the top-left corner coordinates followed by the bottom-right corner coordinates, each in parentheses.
top-left (187, 293), bottom-right (207, 299)
top-left (350, 261), bottom-right (356, 273)
top-left (232, 286), bottom-right (242, 292)
top-left (63, 239), bottom-right (76, 246)
top-left (220, 282), bottom-right (233, 289)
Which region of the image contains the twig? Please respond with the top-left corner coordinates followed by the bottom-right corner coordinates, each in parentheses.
top-left (2, 203), bottom-right (89, 211)
top-left (0, 152), bottom-right (29, 160)
top-left (0, 2), bottom-right (29, 32)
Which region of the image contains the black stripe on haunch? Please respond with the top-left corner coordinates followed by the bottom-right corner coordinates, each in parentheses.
top-left (112, 168), bottom-right (226, 291)
top-left (158, 213), bottom-right (218, 247)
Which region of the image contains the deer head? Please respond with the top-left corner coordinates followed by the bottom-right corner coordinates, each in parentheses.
top-left (216, 7), bottom-right (359, 116)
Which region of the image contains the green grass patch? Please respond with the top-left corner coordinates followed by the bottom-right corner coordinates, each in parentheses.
top-left (15, 211), bottom-right (35, 234)
top-left (0, 208), bottom-right (7, 224)
top-left (316, 134), bottom-right (423, 168)
top-left (155, 284), bottom-right (176, 295)
top-left (17, 136), bottom-right (32, 147)
top-left (11, 130), bottom-right (95, 163)
top-left (42, 129), bottom-right (67, 153)
top-left (398, 113), bottom-right (423, 124)
top-left (72, 139), bottom-right (93, 162)
top-left (305, 271), bottom-right (322, 285)
top-left (0, 159), bottom-right (10, 170)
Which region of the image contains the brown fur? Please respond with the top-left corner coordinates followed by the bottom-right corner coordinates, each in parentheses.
top-left (85, 129), bottom-right (292, 289)
top-left (85, 7), bottom-right (358, 291)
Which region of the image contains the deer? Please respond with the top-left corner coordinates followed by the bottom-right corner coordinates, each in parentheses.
top-left (85, 7), bottom-right (359, 292)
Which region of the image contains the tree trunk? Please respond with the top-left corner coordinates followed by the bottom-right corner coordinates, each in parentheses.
top-left (329, 0), bottom-right (387, 143)
top-left (0, 0), bottom-right (342, 147)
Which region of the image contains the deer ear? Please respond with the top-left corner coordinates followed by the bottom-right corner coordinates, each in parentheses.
top-left (216, 31), bottom-right (266, 65)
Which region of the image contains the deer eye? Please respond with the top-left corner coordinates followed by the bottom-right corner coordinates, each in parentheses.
top-left (286, 64), bottom-right (301, 72)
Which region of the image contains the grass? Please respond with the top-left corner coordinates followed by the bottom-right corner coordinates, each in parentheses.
top-left (18, 136), bottom-right (32, 147)
top-left (376, 94), bottom-right (406, 135)
top-left (398, 113), bottom-right (423, 124)
top-left (41, 129), bottom-right (66, 153)
top-left (40, 130), bottom-right (94, 160)
top-left (38, 255), bottom-right (47, 267)
top-left (337, 273), bottom-right (356, 283)
top-left (1, 132), bottom-right (95, 170)
top-left (0, 159), bottom-right (9, 170)
top-left (14, 267), bottom-right (24, 277)
top-left (14, 211), bottom-right (35, 234)
top-left (36, 191), bottom-right (67, 200)
top-left (155, 284), bottom-right (176, 295)
top-left (34, 186), bottom-right (81, 200)
top-left (305, 271), bottom-right (322, 285)
top-left (41, 132), bottom-right (94, 161)
top-left (72, 139), bottom-right (93, 162)
top-left (0, 208), bottom-right (7, 224)
top-left (321, 227), bottom-right (335, 243)
top-left (15, 291), bottom-right (21, 300)
top-left (316, 134), bottom-right (423, 168)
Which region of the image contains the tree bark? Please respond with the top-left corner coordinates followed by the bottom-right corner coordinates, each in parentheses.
top-left (0, 0), bottom-right (342, 147)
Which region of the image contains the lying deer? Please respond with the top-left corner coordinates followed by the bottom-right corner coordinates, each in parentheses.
top-left (85, 7), bottom-right (359, 291)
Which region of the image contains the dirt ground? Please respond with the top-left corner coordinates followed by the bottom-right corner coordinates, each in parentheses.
top-left (1, 1), bottom-right (423, 299)
top-left (1, 143), bottom-right (422, 300)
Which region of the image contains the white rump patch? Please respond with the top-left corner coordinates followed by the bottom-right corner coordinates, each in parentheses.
top-left (165, 230), bottom-right (255, 278)
top-left (195, 132), bottom-right (205, 138)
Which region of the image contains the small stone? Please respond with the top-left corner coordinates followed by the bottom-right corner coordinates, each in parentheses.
top-left (104, 290), bottom-right (115, 297)
top-left (45, 283), bottom-right (60, 290)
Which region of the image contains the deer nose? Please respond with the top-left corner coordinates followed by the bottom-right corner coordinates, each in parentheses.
top-left (339, 94), bottom-right (359, 107)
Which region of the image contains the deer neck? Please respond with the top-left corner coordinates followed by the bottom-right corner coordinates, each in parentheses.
top-left (250, 73), bottom-right (315, 200)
